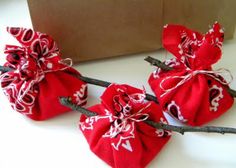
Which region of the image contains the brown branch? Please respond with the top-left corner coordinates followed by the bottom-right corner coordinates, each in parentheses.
top-left (59, 97), bottom-right (236, 135)
top-left (144, 56), bottom-right (173, 71)
top-left (228, 88), bottom-right (236, 97)
top-left (78, 75), bottom-right (158, 103)
top-left (145, 56), bottom-right (236, 97)
top-left (60, 97), bottom-right (97, 117)
top-left (145, 120), bottom-right (236, 135)
top-left (79, 75), bottom-right (111, 87)
top-left (0, 65), bottom-right (158, 103)
top-left (2, 65), bottom-right (236, 135)
top-left (0, 66), bottom-right (13, 73)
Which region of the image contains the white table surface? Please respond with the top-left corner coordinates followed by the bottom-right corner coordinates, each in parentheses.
top-left (1, 1), bottom-right (236, 168)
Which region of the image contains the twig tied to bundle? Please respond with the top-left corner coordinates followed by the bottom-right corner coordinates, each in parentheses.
top-left (60, 97), bottom-right (236, 135)
top-left (144, 56), bottom-right (236, 97)
top-left (1, 63), bottom-right (236, 135)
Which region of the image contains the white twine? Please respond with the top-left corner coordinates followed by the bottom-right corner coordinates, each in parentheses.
top-left (127, 87), bottom-right (146, 104)
top-left (108, 103), bottom-right (151, 138)
top-left (0, 57), bottom-right (74, 107)
top-left (160, 68), bottom-right (233, 98)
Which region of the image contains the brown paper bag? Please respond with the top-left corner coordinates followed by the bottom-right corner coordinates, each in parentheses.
top-left (163, 0), bottom-right (236, 39)
top-left (27, 0), bottom-right (163, 62)
top-left (27, 0), bottom-right (236, 62)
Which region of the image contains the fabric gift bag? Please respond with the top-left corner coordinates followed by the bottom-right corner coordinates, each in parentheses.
top-left (149, 22), bottom-right (234, 126)
top-left (0, 27), bottom-right (87, 120)
top-left (80, 84), bottom-right (171, 168)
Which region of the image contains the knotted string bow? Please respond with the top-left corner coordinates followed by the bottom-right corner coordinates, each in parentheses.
top-left (160, 22), bottom-right (232, 97)
top-left (0, 27), bottom-right (72, 114)
top-left (160, 68), bottom-right (233, 98)
top-left (103, 88), bottom-right (150, 139)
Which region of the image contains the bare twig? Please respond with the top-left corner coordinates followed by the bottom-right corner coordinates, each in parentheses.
top-left (0, 65), bottom-right (158, 103)
top-left (2, 64), bottom-right (236, 135)
top-left (145, 94), bottom-right (158, 103)
top-left (144, 56), bottom-right (173, 71)
top-left (59, 97), bottom-right (236, 135)
top-left (0, 66), bottom-right (13, 73)
top-left (228, 88), bottom-right (236, 98)
top-left (60, 97), bottom-right (97, 117)
top-left (145, 56), bottom-right (236, 97)
top-left (145, 120), bottom-right (236, 135)
top-left (79, 76), bottom-right (111, 88)
top-left (77, 75), bottom-right (158, 103)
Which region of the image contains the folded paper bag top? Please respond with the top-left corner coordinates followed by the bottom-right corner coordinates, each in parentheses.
top-left (0, 27), bottom-right (87, 120)
top-left (149, 22), bottom-right (234, 126)
top-left (80, 84), bottom-right (171, 168)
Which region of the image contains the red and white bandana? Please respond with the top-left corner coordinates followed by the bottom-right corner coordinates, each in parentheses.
top-left (149, 22), bottom-right (234, 126)
top-left (80, 84), bottom-right (171, 168)
top-left (0, 27), bottom-right (87, 120)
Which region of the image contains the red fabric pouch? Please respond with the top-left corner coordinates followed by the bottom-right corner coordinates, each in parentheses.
top-left (149, 22), bottom-right (234, 126)
top-left (0, 27), bottom-right (87, 120)
top-left (80, 84), bottom-right (171, 168)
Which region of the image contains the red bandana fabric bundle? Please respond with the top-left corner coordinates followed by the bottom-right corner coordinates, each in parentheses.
top-left (0, 27), bottom-right (87, 120)
top-left (149, 22), bottom-right (234, 126)
top-left (80, 84), bottom-right (171, 168)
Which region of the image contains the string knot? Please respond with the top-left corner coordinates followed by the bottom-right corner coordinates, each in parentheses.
top-left (160, 68), bottom-right (233, 97)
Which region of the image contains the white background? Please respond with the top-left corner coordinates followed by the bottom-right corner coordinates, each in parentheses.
top-left (0, 0), bottom-right (236, 168)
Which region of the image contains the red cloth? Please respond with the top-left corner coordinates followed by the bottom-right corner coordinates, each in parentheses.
top-left (0, 27), bottom-right (87, 120)
top-left (149, 22), bottom-right (234, 126)
top-left (80, 84), bottom-right (171, 168)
